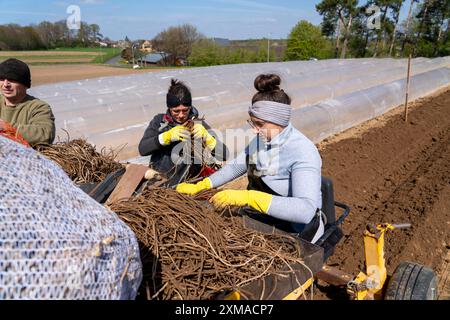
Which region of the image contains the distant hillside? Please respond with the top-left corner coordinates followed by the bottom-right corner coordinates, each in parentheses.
top-left (212, 38), bottom-right (231, 46)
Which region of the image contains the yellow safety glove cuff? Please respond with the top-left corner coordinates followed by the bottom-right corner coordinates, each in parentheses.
top-left (159, 126), bottom-right (190, 146)
top-left (210, 190), bottom-right (272, 213)
top-left (204, 133), bottom-right (217, 150)
top-left (193, 124), bottom-right (217, 150)
top-left (176, 178), bottom-right (212, 196)
top-left (247, 190), bottom-right (272, 213)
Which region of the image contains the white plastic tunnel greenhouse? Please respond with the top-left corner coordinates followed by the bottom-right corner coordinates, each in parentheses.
top-left (29, 57), bottom-right (450, 161)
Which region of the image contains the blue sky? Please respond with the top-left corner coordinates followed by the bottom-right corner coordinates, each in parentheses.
top-left (0, 0), bottom-right (412, 40)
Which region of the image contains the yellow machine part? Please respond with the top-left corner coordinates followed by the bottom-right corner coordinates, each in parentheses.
top-left (351, 223), bottom-right (396, 300)
top-left (222, 277), bottom-right (315, 300)
top-left (282, 277), bottom-right (315, 300)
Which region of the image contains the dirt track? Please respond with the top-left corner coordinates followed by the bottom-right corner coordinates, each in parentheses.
top-left (314, 88), bottom-right (450, 299)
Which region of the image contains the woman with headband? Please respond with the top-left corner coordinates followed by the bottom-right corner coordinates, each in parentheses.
top-left (176, 74), bottom-right (324, 243)
top-left (138, 79), bottom-right (227, 186)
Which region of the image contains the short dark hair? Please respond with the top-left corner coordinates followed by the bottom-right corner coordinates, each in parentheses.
top-left (251, 74), bottom-right (291, 105)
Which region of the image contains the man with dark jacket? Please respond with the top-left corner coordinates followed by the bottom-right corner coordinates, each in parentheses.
top-left (138, 79), bottom-right (227, 186)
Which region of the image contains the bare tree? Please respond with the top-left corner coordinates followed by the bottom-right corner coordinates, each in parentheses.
top-left (152, 24), bottom-right (204, 65)
top-left (413, 0), bottom-right (431, 56)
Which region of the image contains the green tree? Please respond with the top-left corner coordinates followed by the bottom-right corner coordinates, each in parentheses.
top-left (255, 39), bottom-right (276, 62)
top-left (366, 0), bottom-right (405, 57)
top-left (369, 0), bottom-right (391, 56)
top-left (417, 0), bottom-right (449, 56)
top-left (90, 24), bottom-right (103, 43)
top-left (285, 20), bottom-right (329, 60)
top-left (316, 0), bottom-right (359, 58)
top-left (413, 0), bottom-right (432, 56)
top-left (188, 39), bottom-right (223, 66)
top-left (387, 0), bottom-right (405, 56)
top-left (348, 7), bottom-right (372, 57)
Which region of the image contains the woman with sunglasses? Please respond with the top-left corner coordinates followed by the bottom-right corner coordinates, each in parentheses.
top-left (177, 74), bottom-right (324, 243)
top-left (138, 79), bottom-right (227, 186)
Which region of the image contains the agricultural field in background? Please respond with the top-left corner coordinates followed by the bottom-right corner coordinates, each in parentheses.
top-left (0, 47), bottom-right (121, 65)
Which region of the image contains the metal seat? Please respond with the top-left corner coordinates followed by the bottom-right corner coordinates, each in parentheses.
top-left (321, 176), bottom-right (336, 227)
top-left (316, 176), bottom-right (351, 262)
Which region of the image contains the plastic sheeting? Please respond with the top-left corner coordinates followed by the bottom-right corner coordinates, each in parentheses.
top-left (29, 57), bottom-right (450, 160)
top-left (291, 67), bottom-right (450, 144)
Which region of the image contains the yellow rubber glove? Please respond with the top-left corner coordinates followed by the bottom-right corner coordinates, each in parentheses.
top-left (210, 190), bottom-right (272, 213)
top-left (159, 125), bottom-right (190, 146)
top-left (176, 178), bottom-right (212, 196)
top-left (193, 124), bottom-right (217, 150)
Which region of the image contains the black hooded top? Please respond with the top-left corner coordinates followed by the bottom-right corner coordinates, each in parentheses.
top-left (138, 106), bottom-right (228, 184)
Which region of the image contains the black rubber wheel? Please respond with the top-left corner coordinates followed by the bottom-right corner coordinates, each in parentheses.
top-left (384, 261), bottom-right (438, 300)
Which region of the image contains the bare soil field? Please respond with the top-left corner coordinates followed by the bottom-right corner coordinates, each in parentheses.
top-left (29, 64), bottom-right (162, 86)
top-left (23, 58), bottom-right (95, 63)
top-left (0, 51), bottom-right (104, 56)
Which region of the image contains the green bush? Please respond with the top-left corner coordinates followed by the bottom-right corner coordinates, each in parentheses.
top-left (285, 20), bottom-right (329, 61)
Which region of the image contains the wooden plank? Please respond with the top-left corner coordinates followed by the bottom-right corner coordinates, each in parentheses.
top-left (315, 265), bottom-right (354, 287)
top-left (105, 164), bottom-right (149, 205)
top-left (404, 54), bottom-right (412, 122)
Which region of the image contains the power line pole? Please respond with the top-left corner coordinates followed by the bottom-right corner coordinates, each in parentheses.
top-left (267, 33), bottom-right (271, 63)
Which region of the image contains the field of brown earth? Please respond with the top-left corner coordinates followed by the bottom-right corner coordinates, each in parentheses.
top-left (0, 51), bottom-right (104, 56)
top-left (315, 87), bottom-right (450, 300)
top-left (29, 64), bottom-right (164, 86)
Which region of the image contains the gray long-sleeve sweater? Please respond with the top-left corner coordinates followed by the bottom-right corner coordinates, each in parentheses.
top-left (208, 124), bottom-right (322, 225)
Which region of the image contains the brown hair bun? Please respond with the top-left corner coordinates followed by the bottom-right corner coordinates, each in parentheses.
top-left (254, 74), bottom-right (281, 93)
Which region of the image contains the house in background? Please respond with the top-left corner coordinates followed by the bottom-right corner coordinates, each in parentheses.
top-left (115, 40), bottom-right (131, 49)
top-left (95, 41), bottom-right (109, 47)
top-left (141, 40), bottom-right (153, 52)
top-left (137, 52), bottom-right (187, 67)
top-left (137, 52), bottom-right (170, 66)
